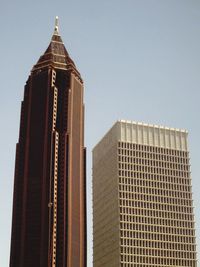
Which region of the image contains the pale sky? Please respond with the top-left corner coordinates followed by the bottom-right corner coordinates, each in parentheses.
top-left (1, 1), bottom-right (200, 266)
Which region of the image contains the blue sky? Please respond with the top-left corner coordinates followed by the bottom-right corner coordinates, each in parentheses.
top-left (1, 1), bottom-right (200, 266)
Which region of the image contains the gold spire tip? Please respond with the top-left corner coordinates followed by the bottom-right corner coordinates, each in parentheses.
top-left (54, 16), bottom-right (59, 35)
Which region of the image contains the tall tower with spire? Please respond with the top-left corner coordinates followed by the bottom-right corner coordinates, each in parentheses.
top-left (10, 18), bottom-right (87, 267)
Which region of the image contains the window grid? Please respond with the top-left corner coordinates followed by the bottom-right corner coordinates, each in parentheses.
top-left (118, 142), bottom-right (197, 267)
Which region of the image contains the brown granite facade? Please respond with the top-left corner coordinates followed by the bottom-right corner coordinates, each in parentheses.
top-left (10, 20), bottom-right (86, 267)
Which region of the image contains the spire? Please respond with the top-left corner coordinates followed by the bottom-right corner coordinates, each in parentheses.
top-left (32, 17), bottom-right (82, 82)
top-left (54, 16), bottom-right (59, 35)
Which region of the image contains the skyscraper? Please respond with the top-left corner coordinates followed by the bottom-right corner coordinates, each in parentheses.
top-left (10, 18), bottom-right (86, 267)
top-left (93, 120), bottom-right (197, 267)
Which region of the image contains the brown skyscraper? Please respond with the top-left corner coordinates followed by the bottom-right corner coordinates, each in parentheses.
top-left (10, 18), bottom-right (86, 267)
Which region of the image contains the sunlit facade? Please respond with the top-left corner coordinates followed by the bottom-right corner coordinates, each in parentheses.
top-left (93, 120), bottom-right (197, 267)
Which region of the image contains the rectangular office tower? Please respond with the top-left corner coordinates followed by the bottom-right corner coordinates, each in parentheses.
top-left (10, 19), bottom-right (86, 267)
top-left (93, 120), bottom-right (197, 267)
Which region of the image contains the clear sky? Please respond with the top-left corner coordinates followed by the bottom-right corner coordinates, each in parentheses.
top-left (1, 0), bottom-right (200, 266)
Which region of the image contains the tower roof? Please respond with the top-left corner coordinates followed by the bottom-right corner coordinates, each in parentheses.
top-left (32, 17), bottom-right (81, 80)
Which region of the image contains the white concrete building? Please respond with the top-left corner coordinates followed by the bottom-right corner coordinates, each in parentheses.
top-left (93, 120), bottom-right (197, 267)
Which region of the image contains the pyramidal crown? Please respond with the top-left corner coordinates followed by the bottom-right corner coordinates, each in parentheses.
top-left (32, 17), bottom-right (81, 80)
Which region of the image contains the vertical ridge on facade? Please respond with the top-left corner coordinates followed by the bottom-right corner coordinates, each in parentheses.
top-left (10, 20), bottom-right (87, 267)
top-left (93, 120), bottom-right (197, 267)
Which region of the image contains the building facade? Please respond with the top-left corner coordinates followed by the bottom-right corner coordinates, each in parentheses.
top-left (10, 19), bottom-right (87, 267)
top-left (93, 120), bottom-right (197, 267)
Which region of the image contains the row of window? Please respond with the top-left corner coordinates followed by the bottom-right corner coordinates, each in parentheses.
top-left (119, 192), bottom-right (193, 207)
top-left (120, 264), bottom-right (196, 267)
top-left (119, 176), bottom-right (191, 191)
top-left (120, 220), bottom-right (195, 236)
top-left (120, 246), bottom-right (196, 258)
top-left (119, 199), bottom-right (193, 214)
top-left (120, 174), bottom-right (191, 186)
top-left (120, 237), bottom-right (196, 250)
top-left (118, 162), bottom-right (189, 177)
top-left (119, 162), bottom-right (189, 173)
top-left (120, 221), bottom-right (195, 235)
top-left (119, 206), bottom-right (194, 221)
top-left (119, 185), bottom-right (192, 200)
top-left (120, 254), bottom-right (196, 266)
top-left (118, 142), bottom-right (188, 156)
top-left (120, 225), bottom-right (195, 238)
top-left (118, 149), bottom-right (189, 164)
top-left (120, 214), bottom-right (194, 228)
top-left (120, 230), bottom-right (195, 243)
